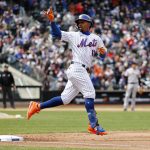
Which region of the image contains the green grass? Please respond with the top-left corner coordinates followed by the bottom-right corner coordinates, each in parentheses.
top-left (0, 145), bottom-right (114, 150)
top-left (0, 111), bottom-right (150, 134)
top-left (0, 110), bottom-right (149, 150)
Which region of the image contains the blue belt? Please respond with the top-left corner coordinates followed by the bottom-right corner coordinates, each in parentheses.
top-left (129, 82), bottom-right (138, 84)
top-left (71, 61), bottom-right (90, 72)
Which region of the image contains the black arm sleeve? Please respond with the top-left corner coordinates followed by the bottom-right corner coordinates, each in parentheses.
top-left (10, 73), bottom-right (15, 85)
top-left (124, 76), bottom-right (128, 85)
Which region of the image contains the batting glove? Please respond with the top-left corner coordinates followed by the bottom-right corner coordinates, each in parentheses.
top-left (97, 47), bottom-right (107, 61)
top-left (97, 47), bottom-right (107, 55)
top-left (42, 7), bottom-right (54, 22)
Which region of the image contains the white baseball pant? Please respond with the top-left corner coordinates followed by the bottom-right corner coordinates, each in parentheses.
top-left (124, 83), bottom-right (138, 110)
top-left (61, 63), bottom-right (95, 104)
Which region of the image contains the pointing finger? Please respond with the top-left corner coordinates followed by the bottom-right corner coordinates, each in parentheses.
top-left (47, 7), bottom-right (53, 15)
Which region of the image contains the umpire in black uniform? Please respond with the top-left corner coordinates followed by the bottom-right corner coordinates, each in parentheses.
top-left (0, 65), bottom-right (16, 108)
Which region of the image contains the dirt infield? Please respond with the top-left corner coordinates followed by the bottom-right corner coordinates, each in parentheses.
top-left (0, 104), bottom-right (150, 149)
top-left (0, 131), bottom-right (150, 150)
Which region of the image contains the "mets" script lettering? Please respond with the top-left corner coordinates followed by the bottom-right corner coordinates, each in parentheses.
top-left (77, 38), bottom-right (97, 48)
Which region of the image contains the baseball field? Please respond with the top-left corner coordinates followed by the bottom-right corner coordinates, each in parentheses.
top-left (0, 104), bottom-right (150, 150)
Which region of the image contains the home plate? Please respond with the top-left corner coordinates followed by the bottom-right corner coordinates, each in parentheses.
top-left (0, 135), bottom-right (24, 142)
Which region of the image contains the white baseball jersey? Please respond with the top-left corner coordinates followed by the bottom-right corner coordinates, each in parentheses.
top-left (60, 31), bottom-right (107, 104)
top-left (61, 31), bottom-right (106, 68)
top-left (124, 68), bottom-right (141, 84)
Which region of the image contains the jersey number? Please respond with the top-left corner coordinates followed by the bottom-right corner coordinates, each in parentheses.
top-left (92, 50), bottom-right (96, 56)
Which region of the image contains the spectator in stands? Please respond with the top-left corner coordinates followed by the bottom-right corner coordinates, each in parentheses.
top-left (0, 65), bottom-right (16, 108)
top-left (1, 0), bottom-right (150, 91)
top-left (42, 74), bottom-right (50, 91)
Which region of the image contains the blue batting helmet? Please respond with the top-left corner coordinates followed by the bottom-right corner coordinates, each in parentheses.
top-left (75, 14), bottom-right (93, 27)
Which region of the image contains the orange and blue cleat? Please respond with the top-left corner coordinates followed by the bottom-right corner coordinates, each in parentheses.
top-left (88, 124), bottom-right (108, 136)
top-left (27, 101), bottom-right (40, 120)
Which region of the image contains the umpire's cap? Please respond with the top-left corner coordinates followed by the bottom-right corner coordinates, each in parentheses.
top-left (75, 14), bottom-right (93, 27)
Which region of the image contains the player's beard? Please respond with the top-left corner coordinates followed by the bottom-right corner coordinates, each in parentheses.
top-left (77, 24), bottom-right (82, 31)
top-left (78, 24), bottom-right (89, 32)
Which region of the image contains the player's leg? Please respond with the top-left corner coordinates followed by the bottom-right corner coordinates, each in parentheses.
top-left (83, 80), bottom-right (107, 135)
top-left (131, 84), bottom-right (138, 111)
top-left (85, 98), bottom-right (107, 135)
top-left (7, 87), bottom-right (15, 108)
top-left (61, 80), bottom-right (79, 105)
top-left (27, 80), bottom-right (79, 120)
top-left (27, 96), bottom-right (63, 120)
top-left (123, 84), bottom-right (132, 111)
top-left (69, 68), bottom-right (107, 135)
top-left (2, 87), bottom-right (7, 108)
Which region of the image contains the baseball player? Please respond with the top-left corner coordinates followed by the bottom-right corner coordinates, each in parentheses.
top-left (123, 62), bottom-right (141, 111)
top-left (27, 7), bottom-right (107, 135)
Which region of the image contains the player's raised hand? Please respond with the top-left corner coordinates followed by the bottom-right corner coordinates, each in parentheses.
top-left (42, 7), bottom-right (54, 22)
top-left (98, 47), bottom-right (106, 55)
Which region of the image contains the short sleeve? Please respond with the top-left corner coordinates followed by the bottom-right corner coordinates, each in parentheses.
top-left (61, 31), bottom-right (72, 42)
top-left (124, 70), bottom-right (129, 77)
